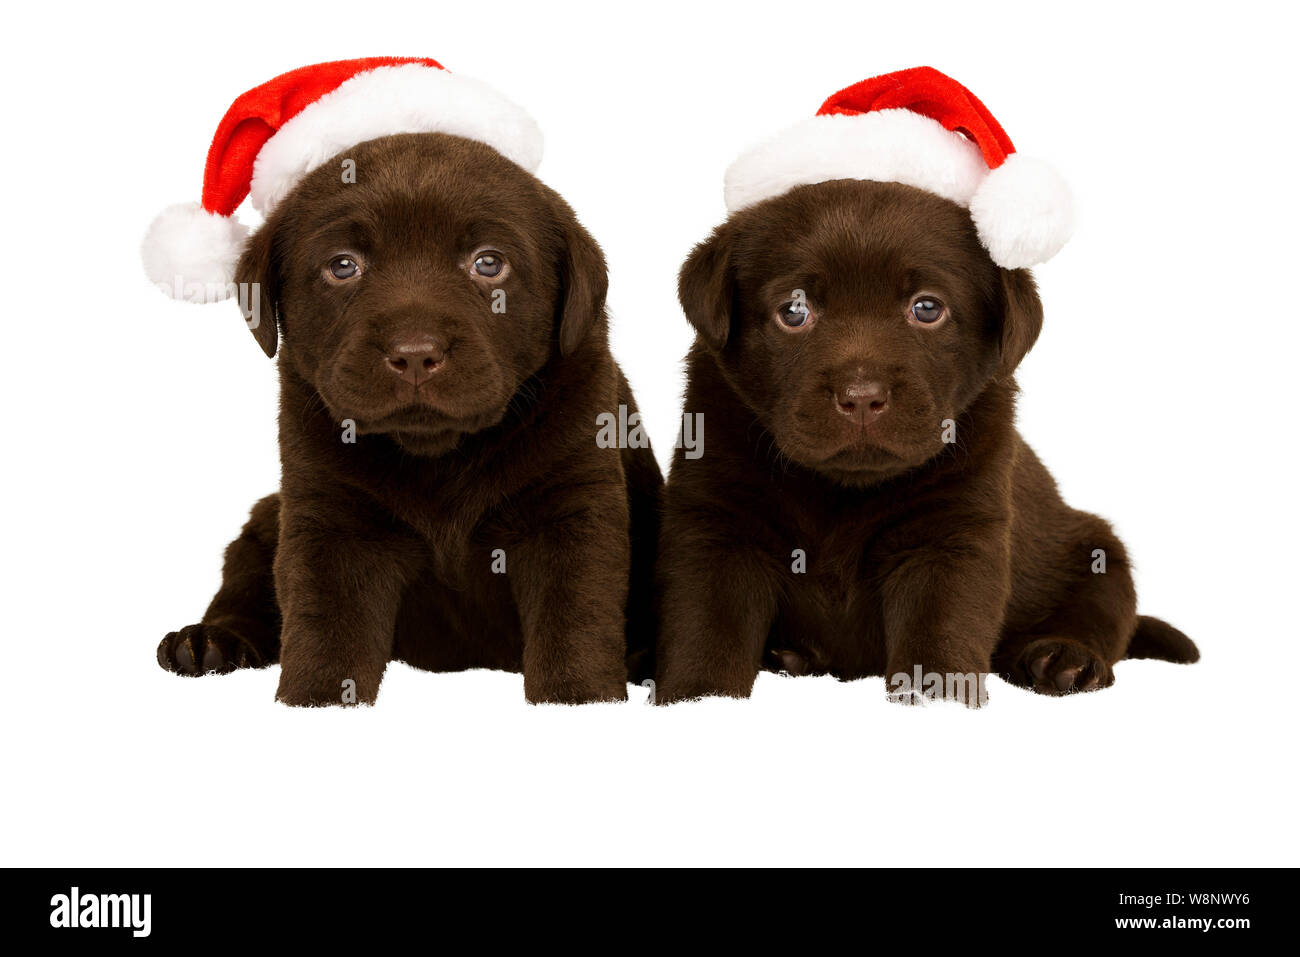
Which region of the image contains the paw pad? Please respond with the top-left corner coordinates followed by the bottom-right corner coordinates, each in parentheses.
top-left (157, 624), bottom-right (262, 677)
top-left (1017, 638), bottom-right (1112, 696)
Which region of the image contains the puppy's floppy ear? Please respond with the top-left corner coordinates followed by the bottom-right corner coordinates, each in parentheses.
top-left (234, 223), bottom-right (280, 358)
top-left (997, 268), bottom-right (1044, 376)
top-left (553, 201), bottom-right (609, 356)
top-left (677, 224), bottom-right (734, 352)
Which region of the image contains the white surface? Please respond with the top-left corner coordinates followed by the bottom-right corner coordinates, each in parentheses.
top-left (1, 0), bottom-right (1295, 867)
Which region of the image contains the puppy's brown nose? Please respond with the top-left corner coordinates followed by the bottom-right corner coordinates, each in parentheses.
top-left (835, 380), bottom-right (890, 423)
top-left (385, 335), bottom-right (445, 387)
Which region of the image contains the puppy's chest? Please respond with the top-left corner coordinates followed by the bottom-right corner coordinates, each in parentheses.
top-left (767, 506), bottom-right (896, 669)
top-left (369, 467), bottom-right (497, 546)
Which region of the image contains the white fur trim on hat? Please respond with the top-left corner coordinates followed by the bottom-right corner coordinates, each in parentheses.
top-left (249, 63), bottom-right (544, 214)
top-left (141, 202), bottom-right (250, 303)
top-left (723, 108), bottom-right (1074, 269)
top-left (969, 153), bottom-right (1074, 269)
top-left (724, 108), bottom-right (987, 214)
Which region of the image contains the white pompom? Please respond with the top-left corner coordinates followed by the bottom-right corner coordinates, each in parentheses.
top-left (141, 202), bottom-right (249, 303)
top-left (970, 154), bottom-right (1074, 269)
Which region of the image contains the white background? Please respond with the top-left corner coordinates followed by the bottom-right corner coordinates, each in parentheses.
top-left (1, 0), bottom-right (1296, 867)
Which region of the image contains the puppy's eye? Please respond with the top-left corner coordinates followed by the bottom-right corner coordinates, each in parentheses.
top-left (326, 255), bottom-right (361, 281)
top-left (472, 251), bottom-right (507, 280)
top-left (910, 296), bottom-right (947, 325)
top-left (777, 301), bottom-right (814, 329)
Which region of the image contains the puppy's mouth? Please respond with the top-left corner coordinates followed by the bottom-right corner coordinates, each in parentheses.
top-left (820, 438), bottom-right (907, 467)
top-left (361, 400), bottom-right (506, 438)
top-left (326, 391), bottom-right (508, 457)
top-left (777, 413), bottom-right (939, 483)
top-left (811, 437), bottom-right (917, 482)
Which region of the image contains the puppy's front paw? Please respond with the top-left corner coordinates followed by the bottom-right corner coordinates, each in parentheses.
top-left (525, 676), bottom-right (629, 706)
top-left (157, 623), bottom-right (264, 676)
top-left (885, 665), bottom-right (989, 707)
top-left (885, 687), bottom-right (926, 707)
top-left (274, 684), bottom-right (366, 708)
top-left (1009, 638), bottom-right (1114, 695)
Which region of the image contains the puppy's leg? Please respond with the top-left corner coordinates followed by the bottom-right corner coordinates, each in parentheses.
top-left (508, 487), bottom-right (633, 704)
top-left (622, 440), bottom-right (662, 686)
top-left (158, 494), bottom-right (282, 676)
top-left (654, 526), bottom-right (779, 704)
top-left (274, 493), bottom-right (423, 707)
top-left (880, 526), bottom-right (1011, 707)
top-left (995, 513), bottom-right (1136, 696)
top-left (615, 371), bottom-right (664, 686)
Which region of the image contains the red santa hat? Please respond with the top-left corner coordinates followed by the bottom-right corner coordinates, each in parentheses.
top-left (142, 56), bottom-right (543, 303)
top-left (723, 66), bottom-right (1073, 269)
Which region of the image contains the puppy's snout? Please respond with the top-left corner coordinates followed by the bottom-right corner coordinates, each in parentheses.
top-left (385, 334), bottom-right (446, 387)
top-left (834, 379), bottom-right (890, 423)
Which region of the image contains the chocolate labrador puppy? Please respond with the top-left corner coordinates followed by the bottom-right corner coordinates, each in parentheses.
top-left (157, 132), bottom-right (661, 705)
top-left (655, 179), bottom-right (1196, 704)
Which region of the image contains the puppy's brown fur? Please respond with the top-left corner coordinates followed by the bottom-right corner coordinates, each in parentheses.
top-left (158, 133), bottom-right (661, 705)
top-left (655, 180), bottom-right (1196, 704)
